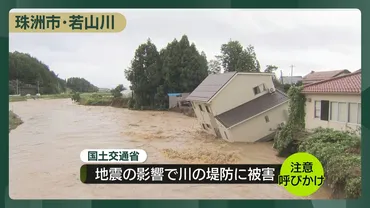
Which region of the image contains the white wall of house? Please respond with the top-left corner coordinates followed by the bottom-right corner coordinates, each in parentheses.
top-left (215, 119), bottom-right (233, 141)
top-left (305, 93), bottom-right (361, 133)
top-left (192, 101), bottom-right (218, 136)
top-left (227, 103), bottom-right (289, 142)
top-left (210, 73), bottom-right (275, 115)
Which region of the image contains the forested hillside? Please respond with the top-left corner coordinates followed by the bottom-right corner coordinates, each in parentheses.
top-left (9, 51), bottom-right (98, 95)
top-left (66, 77), bottom-right (99, 93)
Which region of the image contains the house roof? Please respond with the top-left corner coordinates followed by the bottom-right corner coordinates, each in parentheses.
top-left (215, 90), bottom-right (289, 128)
top-left (186, 72), bottom-right (237, 102)
top-left (303, 69), bottom-right (351, 83)
top-left (302, 70), bottom-right (361, 94)
top-left (354, 69), bottom-right (361, 73)
top-left (281, 76), bottom-right (303, 84)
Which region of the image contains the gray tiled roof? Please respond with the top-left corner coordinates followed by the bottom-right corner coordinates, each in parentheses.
top-left (186, 72), bottom-right (237, 102)
top-left (281, 76), bottom-right (302, 84)
top-left (215, 90), bottom-right (289, 128)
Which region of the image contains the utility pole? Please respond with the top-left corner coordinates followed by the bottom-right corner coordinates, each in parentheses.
top-left (280, 70), bottom-right (283, 84)
top-left (290, 65), bottom-right (295, 85)
top-left (37, 81), bottom-right (40, 94)
top-left (16, 79), bottom-right (19, 95)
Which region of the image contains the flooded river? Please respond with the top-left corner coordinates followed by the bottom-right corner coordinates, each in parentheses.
top-left (9, 99), bottom-right (331, 199)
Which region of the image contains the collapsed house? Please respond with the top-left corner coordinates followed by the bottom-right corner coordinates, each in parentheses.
top-left (186, 72), bottom-right (289, 143)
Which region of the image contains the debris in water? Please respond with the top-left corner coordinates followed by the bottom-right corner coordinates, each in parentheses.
top-left (128, 123), bottom-right (140, 127)
top-left (122, 131), bottom-right (171, 140)
top-left (161, 148), bottom-right (240, 164)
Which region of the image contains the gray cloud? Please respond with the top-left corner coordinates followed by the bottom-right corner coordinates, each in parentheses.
top-left (9, 9), bottom-right (361, 88)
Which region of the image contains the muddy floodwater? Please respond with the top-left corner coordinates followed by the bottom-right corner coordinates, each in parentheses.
top-left (9, 99), bottom-right (331, 199)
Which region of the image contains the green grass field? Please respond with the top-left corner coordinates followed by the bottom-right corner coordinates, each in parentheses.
top-left (9, 93), bottom-right (72, 102)
top-left (39, 94), bottom-right (71, 99)
top-left (9, 96), bottom-right (27, 102)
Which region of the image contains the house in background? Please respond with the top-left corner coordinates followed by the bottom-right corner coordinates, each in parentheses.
top-left (302, 70), bottom-right (361, 133)
top-left (121, 89), bottom-right (133, 98)
top-left (186, 72), bottom-right (289, 143)
top-left (302, 69), bottom-right (351, 85)
top-left (280, 76), bottom-right (303, 85)
top-left (167, 93), bottom-right (190, 109)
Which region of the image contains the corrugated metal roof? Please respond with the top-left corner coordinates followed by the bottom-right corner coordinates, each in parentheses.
top-left (215, 90), bottom-right (289, 128)
top-left (186, 72), bottom-right (237, 102)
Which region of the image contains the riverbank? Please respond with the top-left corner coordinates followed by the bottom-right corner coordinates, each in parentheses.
top-left (9, 94), bottom-right (71, 102)
top-left (75, 93), bottom-right (196, 117)
top-left (9, 110), bottom-right (23, 132)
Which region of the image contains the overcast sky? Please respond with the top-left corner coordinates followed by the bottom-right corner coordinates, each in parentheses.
top-left (9, 9), bottom-right (361, 89)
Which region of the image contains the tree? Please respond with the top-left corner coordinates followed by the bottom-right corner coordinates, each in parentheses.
top-left (9, 51), bottom-right (67, 95)
top-left (125, 38), bottom-right (163, 109)
top-left (125, 35), bottom-right (209, 110)
top-left (264, 65), bottom-right (278, 73)
top-left (217, 40), bottom-right (260, 73)
top-left (66, 77), bottom-right (98, 93)
top-left (161, 35), bottom-right (208, 93)
top-left (110, 84), bottom-right (126, 98)
top-left (263, 65), bottom-right (284, 91)
top-left (208, 59), bottom-right (222, 74)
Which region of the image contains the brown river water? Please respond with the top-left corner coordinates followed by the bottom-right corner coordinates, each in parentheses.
top-left (9, 99), bottom-right (331, 199)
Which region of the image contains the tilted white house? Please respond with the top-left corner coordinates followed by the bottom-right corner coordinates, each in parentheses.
top-left (186, 72), bottom-right (289, 143)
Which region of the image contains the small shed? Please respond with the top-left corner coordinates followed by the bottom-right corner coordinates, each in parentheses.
top-left (167, 93), bottom-right (190, 109)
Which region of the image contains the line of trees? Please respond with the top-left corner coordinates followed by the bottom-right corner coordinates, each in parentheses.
top-left (125, 35), bottom-right (282, 110)
top-left (9, 51), bottom-right (98, 95)
top-left (66, 77), bottom-right (99, 93)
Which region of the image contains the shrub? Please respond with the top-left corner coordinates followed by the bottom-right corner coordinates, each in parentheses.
top-left (71, 92), bottom-right (81, 102)
top-left (273, 85), bottom-right (361, 198)
top-left (111, 97), bottom-right (130, 108)
top-left (79, 94), bottom-right (112, 106)
top-left (9, 110), bottom-right (23, 132)
top-left (298, 128), bottom-right (361, 198)
top-left (273, 86), bottom-right (306, 156)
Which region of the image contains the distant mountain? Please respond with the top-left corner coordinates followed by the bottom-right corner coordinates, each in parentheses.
top-left (9, 51), bottom-right (67, 95)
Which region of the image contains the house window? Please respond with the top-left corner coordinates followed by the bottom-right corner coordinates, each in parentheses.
top-left (253, 86), bottom-right (261, 95)
top-left (316, 100), bottom-right (329, 121)
top-left (224, 131), bottom-right (229, 140)
top-left (358, 103), bottom-right (361, 124)
top-left (348, 103), bottom-right (361, 124)
top-left (330, 102), bottom-right (360, 124)
top-left (202, 124), bottom-right (206, 130)
top-left (206, 106), bottom-right (211, 113)
top-left (330, 102), bottom-right (338, 121)
top-left (314, 101), bottom-right (321, 118)
top-left (176, 94), bottom-right (182, 97)
top-left (199, 105), bottom-right (203, 111)
top-left (206, 124), bottom-right (211, 128)
top-left (338, 102), bottom-right (347, 122)
top-left (253, 84), bottom-right (266, 95)
top-left (265, 115), bottom-right (270, 123)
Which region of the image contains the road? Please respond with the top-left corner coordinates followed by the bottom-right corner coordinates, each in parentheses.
top-left (9, 99), bottom-right (331, 199)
